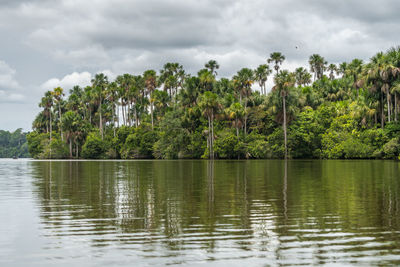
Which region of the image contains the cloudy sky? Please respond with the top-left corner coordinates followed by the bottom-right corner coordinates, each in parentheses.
top-left (1, 0), bottom-right (399, 131)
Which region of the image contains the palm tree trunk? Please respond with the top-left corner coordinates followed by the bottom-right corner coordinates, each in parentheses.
top-left (381, 93), bottom-right (384, 128)
top-left (135, 107), bottom-right (138, 127)
top-left (236, 118), bottom-right (239, 139)
top-left (211, 112), bottom-right (214, 160)
top-left (49, 110), bottom-right (52, 159)
top-left (99, 98), bottom-right (103, 140)
top-left (127, 102), bottom-right (131, 126)
top-left (59, 105), bottom-right (63, 141)
top-left (116, 103), bottom-right (120, 128)
top-left (151, 101), bottom-right (154, 130)
top-left (208, 116), bottom-right (212, 159)
top-left (69, 137), bottom-right (72, 158)
top-left (395, 94), bottom-right (398, 122)
top-left (283, 95), bottom-right (287, 159)
top-left (244, 100), bottom-right (247, 137)
top-left (112, 103), bottom-right (116, 137)
top-left (387, 90), bottom-right (391, 123)
top-left (122, 103), bottom-right (125, 126)
top-left (76, 142), bottom-right (79, 158)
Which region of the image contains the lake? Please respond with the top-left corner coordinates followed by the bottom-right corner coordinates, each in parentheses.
top-left (1, 159), bottom-right (400, 266)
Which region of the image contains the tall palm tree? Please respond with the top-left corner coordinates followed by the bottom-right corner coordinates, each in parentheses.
top-left (273, 70), bottom-right (295, 159)
top-left (294, 67), bottom-right (312, 87)
top-left (308, 54), bottom-right (327, 81)
top-left (144, 70), bottom-right (158, 129)
top-left (198, 69), bottom-right (216, 92)
top-left (327, 64), bottom-right (337, 80)
top-left (205, 60), bottom-right (219, 76)
top-left (160, 62), bottom-right (184, 101)
top-left (268, 52), bottom-right (285, 74)
top-left (227, 102), bottom-right (245, 138)
top-left (52, 87), bottom-right (64, 141)
top-left (61, 110), bottom-right (79, 158)
top-left (39, 91), bottom-right (53, 158)
top-left (391, 81), bottom-right (400, 121)
top-left (106, 82), bottom-right (119, 136)
top-left (365, 53), bottom-right (392, 126)
top-left (91, 73), bottom-right (109, 140)
top-left (346, 58), bottom-right (364, 98)
top-left (338, 62), bottom-right (348, 77)
top-left (233, 68), bottom-right (254, 135)
top-left (116, 74), bottom-right (134, 126)
top-left (255, 64), bottom-right (272, 95)
top-left (199, 91), bottom-right (220, 159)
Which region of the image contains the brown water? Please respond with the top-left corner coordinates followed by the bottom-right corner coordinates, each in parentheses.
top-left (1, 159), bottom-right (400, 266)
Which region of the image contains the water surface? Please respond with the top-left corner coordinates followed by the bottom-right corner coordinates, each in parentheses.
top-left (1, 159), bottom-right (400, 266)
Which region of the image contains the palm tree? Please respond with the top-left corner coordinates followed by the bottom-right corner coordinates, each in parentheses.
top-left (268, 52), bottom-right (285, 74)
top-left (39, 91), bottom-right (53, 158)
top-left (273, 70), bottom-right (295, 159)
top-left (205, 60), bottom-right (219, 76)
top-left (198, 69), bottom-right (216, 92)
top-left (199, 91), bottom-right (220, 159)
top-left (327, 64), bottom-right (337, 80)
top-left (255, 64), bottom-right (272, 95)
top-left (233, 68), bottom-right (254, 135)
top-left (91, 73), bottom-right (109, 140)
top-left (106, 82), bottom-right (119, 136)
top-left (346, 58), bottom-right (364, 98)
top-left (294, 67), bottom-right (312, 87)
top-left (309, 54), bottom-right (327, 81)
top-left (160, 62), bottom-right (184, 101)
top-left (52, 87), bottom-right (64, 141)
top-left (116, 74), bottom-right (134, 126)
top-left (391, 81), bottom-right (400, 121)
top-left (338, 62), bottom-right (348, 77)
top-left (227, 102), bottom-right (245, 138)
top-left (365, 53), bottom-right (392, 126)
top-left (61, 110), bottom-right (79, 158)
top-left (144, 70), bottom-right (158, 129)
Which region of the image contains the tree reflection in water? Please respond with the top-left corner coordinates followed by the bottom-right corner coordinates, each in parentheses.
top-left (29, 160), bottom-right (400, 265)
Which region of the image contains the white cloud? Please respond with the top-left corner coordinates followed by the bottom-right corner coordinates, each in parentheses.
top-left (41, 71), bottom-right (92, 91)
top-left (0, 60), bottom-right (20, 90)
top-left (0, 60), bottom-right (25, 103)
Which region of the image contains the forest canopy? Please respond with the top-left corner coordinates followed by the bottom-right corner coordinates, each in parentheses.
top-left (27, 48), bottom-right (400, 160)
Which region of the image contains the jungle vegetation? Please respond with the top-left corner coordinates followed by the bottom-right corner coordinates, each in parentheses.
top-left (0, 129), bottom-right (29, 158)
top-left (27, 48), bottom-right (400, 160)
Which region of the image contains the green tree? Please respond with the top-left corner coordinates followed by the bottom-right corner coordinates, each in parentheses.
top-left (205, 60), bottom-right (219, 76)
top-left (91, 73), bottom-right (109, 139)
top-left (309, 54), bottom-right (327, 81)
top-left (268, 52), bottom-right (285, 75)
top-left (273, 70), bottom-right (296, 158)
top-left (255, 64), bottom-right (272, 95)
top-left (199, 91), bottom-right (220, 159)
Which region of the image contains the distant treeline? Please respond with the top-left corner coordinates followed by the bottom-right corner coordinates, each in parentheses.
top-left (0, 129), bottom-right (29, 158)
top-left (27, 48), bottom-right (400, 160)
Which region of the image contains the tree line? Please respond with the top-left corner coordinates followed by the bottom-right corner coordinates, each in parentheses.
top-left (0, 129), bottom-right (29, 158)
top-left (27, 47), bottom-right (400, 160)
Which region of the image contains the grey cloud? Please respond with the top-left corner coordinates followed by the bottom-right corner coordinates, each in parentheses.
top-left (0, 0), bottom-right (400, 130)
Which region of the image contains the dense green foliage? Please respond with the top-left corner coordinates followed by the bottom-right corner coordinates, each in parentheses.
top-left (0, 129), bottom-right (29, 158)
top-left (28, 49), bottom-right (400, 160)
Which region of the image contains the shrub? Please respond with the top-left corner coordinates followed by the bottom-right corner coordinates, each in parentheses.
top-left (382, 138), bottom-right (400, 159)
top-left (214, 130), bottom-right (240, 159)
top-left (121, 128), bottom-right (158, 159)
top-left (81, 132), bottom-right (108, 159)
top-left (27, 131), bottom-right (47, 158)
